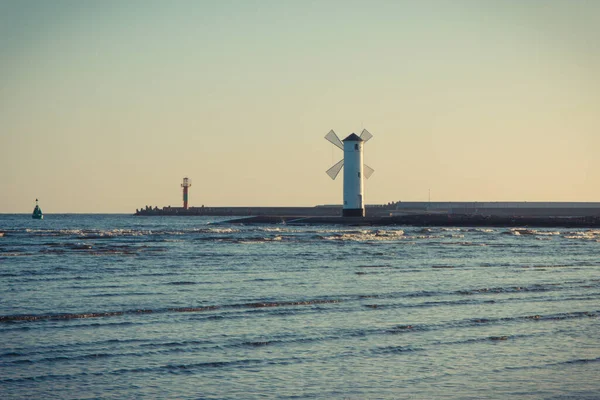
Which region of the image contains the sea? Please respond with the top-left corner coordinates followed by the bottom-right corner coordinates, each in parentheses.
top-left (0, 214), bottom-right (599, 400)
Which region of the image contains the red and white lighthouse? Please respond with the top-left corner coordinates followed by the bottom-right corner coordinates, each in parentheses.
top-left (181, 177), bottom-right (192, 210)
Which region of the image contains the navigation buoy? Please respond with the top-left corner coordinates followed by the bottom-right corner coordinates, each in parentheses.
top-left (32, 199), bottom-right (43, 220)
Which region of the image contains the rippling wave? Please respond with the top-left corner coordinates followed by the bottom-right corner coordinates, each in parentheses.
top-left (1, 215), bottom-right (599, 399)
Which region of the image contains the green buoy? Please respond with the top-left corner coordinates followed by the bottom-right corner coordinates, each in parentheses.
top-left (32, 198), bottom-right (43, 220)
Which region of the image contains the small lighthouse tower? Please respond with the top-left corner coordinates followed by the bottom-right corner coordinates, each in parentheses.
top-left (181, 177), bottom-right (191, 210)
top-left (342, 134), bottom-right (365, 217)
top-left (325, 129), bottom-right (375, 217)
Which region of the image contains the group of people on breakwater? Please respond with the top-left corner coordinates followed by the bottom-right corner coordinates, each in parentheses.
top-left (134, 205), bottom-right (340, 217)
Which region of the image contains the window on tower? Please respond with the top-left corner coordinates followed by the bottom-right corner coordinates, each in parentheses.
top-left (354, 144), bottom-right (358, 150)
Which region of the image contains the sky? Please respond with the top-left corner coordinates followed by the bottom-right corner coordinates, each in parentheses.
top-left (1, 0), bottom-right (599, 213)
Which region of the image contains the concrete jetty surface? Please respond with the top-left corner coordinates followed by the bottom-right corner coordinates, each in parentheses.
top-left (134, 202), bottom-right (600, 227)
top-left (222, 214), bottom-right (600, 228)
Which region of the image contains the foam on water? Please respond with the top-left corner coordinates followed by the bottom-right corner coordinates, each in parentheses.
top-left (1, 214), bottom-right (599, 399)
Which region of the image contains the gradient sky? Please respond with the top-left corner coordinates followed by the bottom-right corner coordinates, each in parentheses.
top-left (1, 0), bottom-right (599, 213)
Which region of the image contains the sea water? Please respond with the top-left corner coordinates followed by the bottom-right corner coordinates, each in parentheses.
top-left (0, 214), bottom-right (598, 399)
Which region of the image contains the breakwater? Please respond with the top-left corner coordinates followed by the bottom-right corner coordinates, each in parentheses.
top-left (224, 214), bottom-right (600, 228)
top-left (135, 206), bottom-right (339, 216)
top-left (134, 202), bottom-right (600, 227)
top-left (134, 204), bottom-right (394, 217)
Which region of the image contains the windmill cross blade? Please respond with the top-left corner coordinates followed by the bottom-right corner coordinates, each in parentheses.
top-left (360, 129), bottom-right (373, 143)
top-left (363, 164), bottom-right (375, 179)
top-left (325, 130), bottom-right (344, 150)
top-left (326, 159), bottom-right (344, 180)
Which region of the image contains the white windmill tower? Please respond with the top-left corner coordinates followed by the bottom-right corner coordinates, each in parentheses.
top-left (325, 129), bottom-right (375, 217)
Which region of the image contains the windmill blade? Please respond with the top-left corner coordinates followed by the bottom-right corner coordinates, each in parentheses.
top-left (360, 129), bottom-right (373, 143)
top-left (325, 130), bottom-right (344, 150)
top-left (363, 164), bottom-right (375, 179)
top-left (326, 159), bottom-right (344, 180)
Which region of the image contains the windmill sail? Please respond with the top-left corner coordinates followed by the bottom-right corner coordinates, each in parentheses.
top-left (363, 164), bottom-right (375, 179)
top-left (325, 130), bottom-right (344, 150)
top-left (359, 129), bottom-right (373, 143)
top-left (326, 159), bottom-right (344, 180)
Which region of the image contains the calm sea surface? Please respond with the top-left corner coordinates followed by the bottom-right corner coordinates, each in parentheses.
top-left (1, 214), bottom-right (599, 399)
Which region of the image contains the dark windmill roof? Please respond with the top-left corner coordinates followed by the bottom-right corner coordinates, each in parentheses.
top-left (342, 133), bottom-right (363, 142)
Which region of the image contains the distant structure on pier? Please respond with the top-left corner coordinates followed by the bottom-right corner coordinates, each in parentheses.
top-left (325, 129), bottom-right (375, 217)
top-left (181, 177), bottom-right (192, 210)
top-left (390, 201), bottom-right (600, 217)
